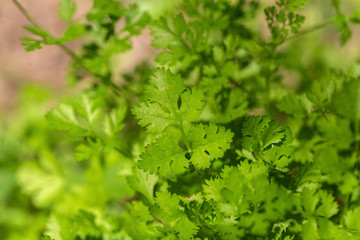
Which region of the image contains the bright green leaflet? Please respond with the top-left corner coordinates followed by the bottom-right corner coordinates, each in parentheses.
top-left (187, 124), bottom-right (234, 168)
top-left (132, 68), bottom-right (204, 133)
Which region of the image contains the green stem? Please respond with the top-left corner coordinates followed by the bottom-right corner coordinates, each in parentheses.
top-left (165, 89), bottom-right (192, 154)
top-left (286, 18), bottom-right (334, 42)
top-left (355, 119), bottom-right (360, 160)
top-left (343, 193), bottom-right (351, 219)
top-left (265, 75), bottom-right (271, 114)
top-left (12, 0), bottom-right (41, 28)
top-left (56, 42), bottom-right (94, 75)
top-left (179, 121), bottom-right (192, 153)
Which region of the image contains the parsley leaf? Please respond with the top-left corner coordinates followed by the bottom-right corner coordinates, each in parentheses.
top-left (58, 0), bottom-right (76, 23)
top-left (242, 116), bottom-right (294, 171)
top-left (187, 124), bottom-right (234, 168)
top-left (152, 192), bottom-right (198, 239)
top-left (46, 103), bottom-right (88, 137)
top-left (133, 68), bottom-right (204, 133)
top-left (127, 168), bottom-right (158, 204)
top-left (139, 135), bottom-right (188, 176)
top-left (333, 77), bottom-right (360, 120)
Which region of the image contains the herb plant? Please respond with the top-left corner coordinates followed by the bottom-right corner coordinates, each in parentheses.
top-left (1, 0), bottom-right (360, 239)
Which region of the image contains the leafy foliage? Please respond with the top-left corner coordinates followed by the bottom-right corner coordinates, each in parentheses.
top-left (132, 68), bottom-right (204, 133)
top-left (2, 0), bottom-right (360, 239)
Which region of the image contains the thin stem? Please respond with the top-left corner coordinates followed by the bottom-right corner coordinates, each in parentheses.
top-left (165, 88), bottom-right (192, 154)
top-left (355, 119), bottom-right (359, 160)
top-left (286, 18), bottom-right (334, 42)
top-left (55, 41), bottom-right (96, 78)
top-left (11, 0), bottom-right (42, 28)
top-left (229, 79), bottom-right (241, 88)
top-left (343, 193), bottom-right (351, 218)
top-left (179, 122), bottom-right (192, 153)
top-left (110, 82), bottom-right (134, 102)
top-left (265, 75), bottom-right (271, 114)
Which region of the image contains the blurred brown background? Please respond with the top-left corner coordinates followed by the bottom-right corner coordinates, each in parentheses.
top-left (0, 0), bottom-right (86, 107)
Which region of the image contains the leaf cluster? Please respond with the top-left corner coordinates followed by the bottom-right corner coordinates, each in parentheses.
top-left (1, 0), bottom-right (360, 240)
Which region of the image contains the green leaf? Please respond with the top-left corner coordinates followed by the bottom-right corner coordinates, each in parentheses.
top-left (74, 141), bottom-right (101, 162)
top-left (316, 191), bottom-right (339, 218)
top-left (344, 207), bottom-right (360, 232)
top-left (151, 17), bottom-right (183, 49)
top-left (75, 95), bottom-right (101, 126)
top-left (302, 218), bottom-right (319, 240)
top-left (86, 0), bottom-right (124, 21)
top-left (277, 93), bottom-right (312, 118)
top-left (153, 192), bottom-right (198, 239)
top-left (20, 36), bottom-right (43, 51)
top-left (46, 94), bottom-right (105, 137)
top-left (334, 14), bottom-right (352, 45)
top-left (58, 0), bottom-right (76, 22)
top-left (350, 11), bottom-right (360, 24)
top-left (133, 68), bottom-right (204, 133)
top-left (316, 114), bottom-right (353, 150)
top-left (301, 188), bottom-right (320, 215)
top-left (243, 115), bottom-right (282, 152)
top-left (123, 201), bottom-right (161, 238)
top-left (287, 0), bottom-right (310, 11)
top-left (339, 172), bottom-right (358, 195)
top-left (133, 68), bottom-right (185, 132)
top-left (143, 68), bottom-right (185, 109)
top-left (262, 144), bottom-right (293, 171)
top-left (333, 78), bottom-right (360, 120)
top-left (187, 124), bottom-right (234, 168)
top-left (317, 218), bottom-right (349, 240)
top-left (314, 146), bottom-right (345, 183)
top-left (306, 74), bottom-right (342, 107)
top-left (178, 88), bottom-right (205, 122)
top-left (127, 168), bottom-right (158, 204)
top-left (242, 116), bottom-right (294, 170)
top-left (41, 235), bottom-right (54, 240)
top-left (203, 162), bottom-right (269, 203)
top-left (272, 220), bottom-right (293, 240)
top-left (23, 25), bottom-right (51, 38)
top-left (103, 107), bottom-right (127, 137)
top-left (139, 135), bottom-right (188, 176)
top-left (301, 187), bottom-right (338, 218)
top-left (17, 162), bottom-right (63, 208)
top-left (213, 88), bottom-right (249, 124)
top-left (59, 24), bottom-right (86, 42)
top-left (261, 120), bottom-right (285, 149)
top-left (203, 161), bottom-right (296, 235)
top-left (48, 211), bottom-right (102, 239)
top-left (213, 46), bottom-right (225, 63)
top-left (133, 101), bottom-right (177, 133)
top-left (173, 13), bottom-right (187, 35)
top-left (331, 0), bottom-right (341, 10)
top-left (46, 103), bottom-right (88, 137)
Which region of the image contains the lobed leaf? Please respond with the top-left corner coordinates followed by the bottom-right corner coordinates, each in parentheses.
top-left (187, 124), bottom-right (234, 168)
top-left (133, 68), bottom-right (204, 133)
top-left (46, 104), bottom-right (88, 137)
top-left (139, 135), bottom-right (188, 176)
top-left (153, 192), bottom-right (198, 239)
top-left (58, 0), bottom-right (76, 22)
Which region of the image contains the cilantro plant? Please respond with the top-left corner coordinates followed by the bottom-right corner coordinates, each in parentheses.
top-left (1, 0), bottom-right (360, 239)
